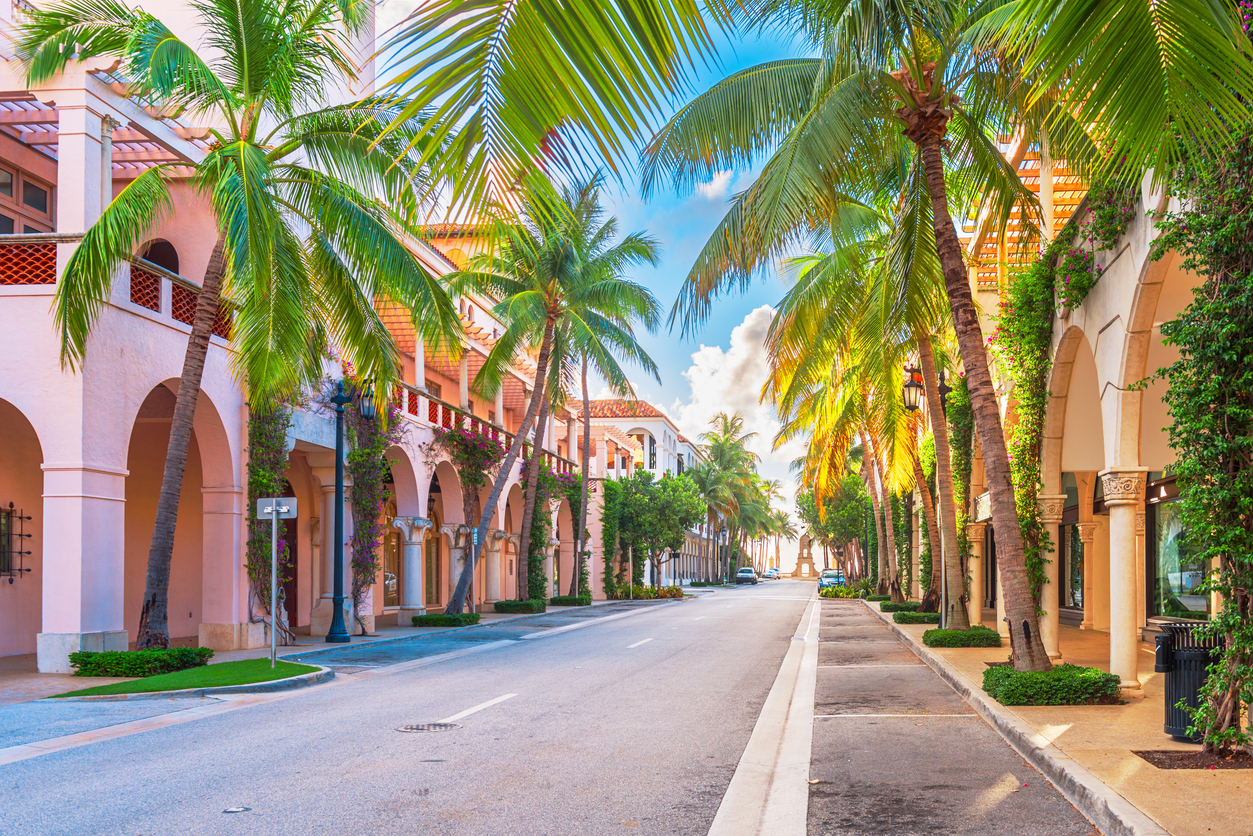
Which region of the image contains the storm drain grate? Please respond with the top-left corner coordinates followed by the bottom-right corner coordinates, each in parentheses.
top-left (397, 722), bottom-right (461, 733)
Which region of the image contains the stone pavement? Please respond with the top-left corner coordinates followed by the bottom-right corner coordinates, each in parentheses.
top-left (807, 600), bottom-right (1098, 835)
top-left (880, 606), bottom-right (1252, 836)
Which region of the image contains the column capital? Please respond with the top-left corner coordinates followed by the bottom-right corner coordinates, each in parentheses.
top-left (393, 516), bottom-right (432, 544)
top-left (1038, 494), bottom-right (1068, 524)
top-left (101, 114), bottom-right (122, 137)
top-left (1075, 522), bottom-right (1098, 543)
top-left (966, 522), bottom-right (987, 540)
top-left (439, 523), bottom-right (470, 548)
top-left (1098, 468), bottom-right (1148, 506)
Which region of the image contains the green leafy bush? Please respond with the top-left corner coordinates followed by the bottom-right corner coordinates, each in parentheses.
top-left (69, 647), bottom-right (214, 678)
top-left (923, 626), bottom-right (1003, 648)
top-left (550, 595), bottom-right (592, 607)
top-left (820, 586), bottom-right (858, 598)
top-left (494, 599), bottom-right (547, 614)
top-left (611, 585), bottom-right (683, 600)
top-left (880, 601), bottom-right (921, 613)
top-left (982, 663), bottom-right (1122, 706)
top-left (893, 611), bottom-right (940, 624)
top-left (867, 595), bottom-right (890, 602)
top-left (412, 612), bottom-right (481, 627)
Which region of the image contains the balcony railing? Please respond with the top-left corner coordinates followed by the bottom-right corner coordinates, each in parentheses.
top-left (393, 382), bottom-right (578, 475)
top-left (0, 235), bottom-right (230, 340)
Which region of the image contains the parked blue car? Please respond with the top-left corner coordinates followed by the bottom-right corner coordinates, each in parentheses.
top-left (818, 569), bottom-right (846, 589)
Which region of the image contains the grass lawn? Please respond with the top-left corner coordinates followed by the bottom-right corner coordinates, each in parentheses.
top-left (50, 658), bottom-right (319, 699)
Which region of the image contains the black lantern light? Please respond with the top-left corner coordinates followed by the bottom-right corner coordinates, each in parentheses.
top-left (902, 366), bottom-right (924, 412)
top-left (358, 378), bottom-right (376, 421)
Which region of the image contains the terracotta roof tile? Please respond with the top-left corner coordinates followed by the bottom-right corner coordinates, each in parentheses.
top-left (581, 399), bottom-right (664, 419)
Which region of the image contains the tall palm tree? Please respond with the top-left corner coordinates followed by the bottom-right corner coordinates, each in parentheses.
top-left (446, 173), bottom-right (661, 611)
top-left (687, 458), bottom-right (734, 581)
top-left (18, 0), bottom-right (460, 648)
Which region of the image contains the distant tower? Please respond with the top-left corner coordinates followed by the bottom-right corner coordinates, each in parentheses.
top-left (792, 531), bottom-right (817, 578)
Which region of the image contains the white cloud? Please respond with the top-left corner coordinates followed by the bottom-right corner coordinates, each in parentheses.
top-left (668, 306), bottom-right (808, 571)
top-left (695, 170), bottom-right (733, 201)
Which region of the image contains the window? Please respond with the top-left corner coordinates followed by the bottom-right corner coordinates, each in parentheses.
top-left (0, 215), bottom-right (14, 235)
top-left (22, 181), bottom-right (47, 214)
top-left (0, 506), bottom-right (10, 577)
top-left (1061, 524), bottom-right (1083, 609)
top-left (677, 453), bottom-right (685, 475)
top-left (467, 399), bottom-right (474, 414)
top-left (427, 382), bottom-right (442, 400)
top-left (1149, 499), bottom-right (1208, 619)
top-left (0, 169), bottom-right (13, 198)
top-left (649, 436), bottom-right (656, 469)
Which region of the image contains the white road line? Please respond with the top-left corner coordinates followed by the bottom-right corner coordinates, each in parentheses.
top-left (520, 601), bottom-right (679, 640)
top-left (813, 714), bottom-right (978, 719)
top-left (708, 590), bottom-right (819, 836)
top-left (627, 638), bottom-right (654, 649)
top-left (440, 693), bottom-right (517, 723)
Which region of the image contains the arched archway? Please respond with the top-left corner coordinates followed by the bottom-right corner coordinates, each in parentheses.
top-left (0, 398), bottom-right (43, 656)
top-left (140, 239), bottom-right (179, 274)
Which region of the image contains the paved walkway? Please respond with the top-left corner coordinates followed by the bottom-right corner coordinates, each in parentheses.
top-left (806, 600), bottom-right (1098, 835)
top-left (891, 615), bottom-right (1249, 836)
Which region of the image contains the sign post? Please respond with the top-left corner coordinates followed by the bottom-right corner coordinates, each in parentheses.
top-left (257, 498), bottom-right (298, 668)
top-left (471, 527), bottom-right (479, 615)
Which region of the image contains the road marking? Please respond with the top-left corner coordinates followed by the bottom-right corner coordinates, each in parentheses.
top-left (520, 601), bottom-right (679, 640)
top-left (627, 638), bottom-right (654, 649)
top-left (813, 714), bottom-right (978, 718)
top-left (440, 693), bottom-right (517, 723)
top-left (708, 590), bottom-right (819, 836)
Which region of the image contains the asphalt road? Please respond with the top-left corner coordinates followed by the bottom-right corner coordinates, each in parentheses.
top-left (3, 582), bottom-right (812, 836)
top-left (806, 600), bottom-right (1100, 836)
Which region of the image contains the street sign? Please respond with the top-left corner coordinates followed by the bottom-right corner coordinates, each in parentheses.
top-left (473, 528), bottom-right (479, 546)
top-left (257, 498), bottom-right (298, 668)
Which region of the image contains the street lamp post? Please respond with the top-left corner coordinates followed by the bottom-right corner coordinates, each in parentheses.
top-left (325, 378), bottom-right (373, 643)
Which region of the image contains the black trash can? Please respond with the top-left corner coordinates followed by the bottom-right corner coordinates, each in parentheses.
top-left (1155, 622), bottom-right (1223, 742)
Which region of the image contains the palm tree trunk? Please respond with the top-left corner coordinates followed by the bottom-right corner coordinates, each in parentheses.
top-left (915, 133), bottom-right (1048, 669)
top-left (881, 476), bottom-right (903, 603)
top-left (864, 452), bottom-right (889, 596)
top-left (135, 237), bottom-right (226, 649)
top-left (914, 453), bottom-right (943, 612)
top-left (517, 390), bottom-right (552, 601)
top-left (571, 355), bottom-right (591, 596)
top-left (916, 330), bottom-right (970, 628)
top-left (447, 319), bottom-right (555, 613)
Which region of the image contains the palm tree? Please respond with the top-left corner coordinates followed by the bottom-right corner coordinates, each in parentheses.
top-left (446, 173), bottom-right (661, 611)
top-left (687, 458), bottom-right (734, 582)
top-left (18, 0), bottom-right (460, 648)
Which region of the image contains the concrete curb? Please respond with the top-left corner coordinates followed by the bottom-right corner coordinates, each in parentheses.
top-left (863, 602), bottom-right (1169, 836)
top-left (53, 665), bottom-right (336, 702)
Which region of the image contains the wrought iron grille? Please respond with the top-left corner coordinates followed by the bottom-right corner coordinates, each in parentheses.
top-left (1, 503), bottom-right (32, 583)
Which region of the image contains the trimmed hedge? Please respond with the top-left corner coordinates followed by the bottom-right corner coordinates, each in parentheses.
top-left (494, 599), bottom-right (547, 614)
top-left (893, 611), bottom-right (940, 624)
top-left (550, 595), bottom-right (592, 607)
top-left (880, 601), bottom-right (921, 613)
top-left (923, 626), bottom-right (1003, 648)
top-left (982, 663), bottom-right (1122, 706)
top-left (412, 612), bottom-right (481, 627)
top-left (819, 586), bottom-right (858, 598)
top-left (866, 595), bottom-right (890, 602)
top-left (69, 647), bottom-right (214, 678)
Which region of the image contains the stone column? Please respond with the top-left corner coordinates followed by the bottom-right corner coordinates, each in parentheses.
top-left (100, 115), bottom-right (119, 214)
top-left (544, 538), bottom-right (560, 599)
top-left (198, 485), bottom-right (247, 650)
top-left (309, 463), bottom-right (352, 636)
top-left (55, 103), bottom-right (104, 281)
top-left (507, 534), bottom-right (521, 599)
top-left (459, 355), bottom-right (469, 411)
top-left (1136, 510), bottom-right (1147, 638)
top-left (413, 335), bottom-right (426, 388)
top-left (1076, 523), bottom-right (1097, 629)
top-left (441, 524), bottom-right (467, 605)
top-left (37, 464), bottom-right (128, 673)
top-left (1038, 494), bottom-right (1067, 660)
top-left (1100, 468), bottom-right (1147, 695)
top-left (393, 516), bottom-right (432, 624)
top-left (966, 523), bottom-right (986, 627)
top-left (485, 529), bottom-right (507, 603)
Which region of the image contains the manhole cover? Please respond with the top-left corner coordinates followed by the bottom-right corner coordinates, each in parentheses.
top-left (397, 722), bottom-right (461, 733)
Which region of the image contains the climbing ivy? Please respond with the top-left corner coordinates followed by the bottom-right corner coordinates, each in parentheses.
top-left (1149, 132), bottom-right (1253, 753)
top-left (600, 479), bottom-right (622, 598)
top-left (245, 401), bottom-right (294, 636)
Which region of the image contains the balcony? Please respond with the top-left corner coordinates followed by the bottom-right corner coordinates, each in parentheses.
top-left (0, 234), bottom-right (231, 339)
top-left (394, 382), bottom-right (578, 475)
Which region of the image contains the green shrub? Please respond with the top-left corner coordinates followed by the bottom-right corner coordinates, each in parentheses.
top-left (893, 611), bottom-right (940, 624)
top-left (982, 663), bottom-right (1122, 706)
top-left (867, 595), bottom-right (890, 602)
top-left (880, 601), bottom-right (921, 613)
top-left (611, 585), bottom-right (683, 600)
top-left (494, 599), bottom-right (547, 614)
top-left (69, 647), bottom-right (214, 678)
top-left (550, 595), bottom-right (592, 607)
top-left (412, 612), bottom-right (481, 627)
top-left (923, 626), bottom-right (1003, 648)
top-left (690, 581), bottom-right (715, 587)
top-left (820, 586), bottom-right (858, 598)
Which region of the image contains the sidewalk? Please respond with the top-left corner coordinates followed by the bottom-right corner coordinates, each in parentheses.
top-left (0, 599), bottom-right (633, 706)
top-left (869, 604), bottom-right (1249, 836)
